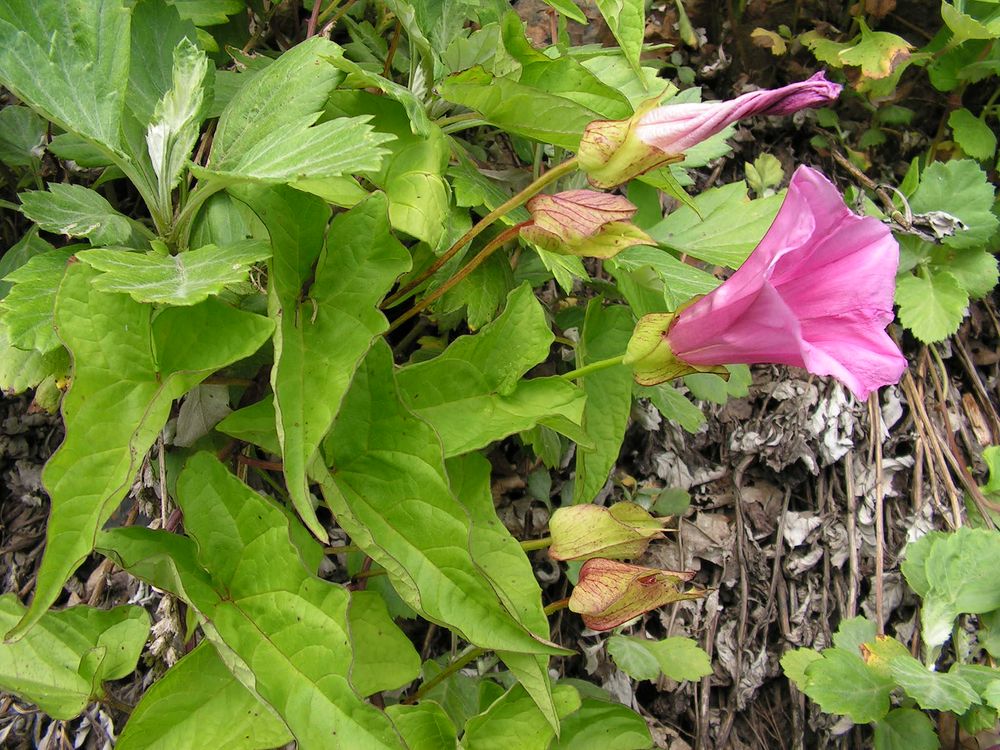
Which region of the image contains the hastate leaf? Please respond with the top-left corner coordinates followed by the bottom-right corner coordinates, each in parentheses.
top-left (20, 183), bottom-right (136, 247)
top-left (76, 240), bottom-right (271, 306)
top-left (198, 37), bottom-right (392, 184)
top-left (7, 264), bottom-right (273, 640)
top-left (116, 641), bottom-right (293, 750)
top-left (0, 594), bottom-right (148, 720)
top-left (318, 340), bottom-right (566, 656)
top-left (0, 0), bottom-right (131, 153)
top-left (396, 284), bottom-right (587, 457)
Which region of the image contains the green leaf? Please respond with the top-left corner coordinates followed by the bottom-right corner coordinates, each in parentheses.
top-left (910, 159), bottom-right (998, 250)
top-left (397, 285), bottom-right (587, 456)
top-left (447, 454), bottom-right (558, 728)
top-left (215, 396), bottom-right (281, 456)
top-left (440, 66), bottom-right (603, 150)
top-left (116, 641), bottom-right (293, 750)
top-left (550, 698), bottom-right (653, 749)
top-left (832, 615), bottom-right (879, 657)
top-left (516, 56), bottom-right (632, 122)
top-left (145, 37), bottom-right (212, 199)
top-left (328, 53), bottom-right (432, 138)
top-left (0, 325), bottom-right (69, 395)
top-left (385, 702), bottom-right (458, 750)
top-left (0, 105), bottom-right (45, 167)
top-left (593, 0), bottom-right (645, 75)
top-left (318, 340), bottom-right (566, 657)
top-left (0, 247), bottom-right (74, 353)
top-left (0, 0), bottom-right (131, 153)
top-left (541, 0), bottom-right (587, 24)
top-left (889, 653), bottom-right (979, 713)
top-left (607, 635), bottom-right (712, 682)
top-left (929, 244), bottom-right (998, 300)
top-left (20, 183), bottom-right (136, 247)
top-left (7, 264), bottom-right (273, 641)
top-left (647, 182), bottom-right (783, 268)
top-left (76, 241), bottom-right (271, 306)
top-left (949, 108), bottom-right (997, 162)
top-left (800, 648), bottom-right (893, 723)
top-left (895, 271), bottom-right (968, 343)
top-left (347, 590), bottom-right (421, 697)
top-left (780, 648), bottom-right (823, 687)
top-left (608, 246), bottom-right (720, 313)
top-left (873, 708), bottom-right (939, 750)
top-left (635, 382), bottom-right (705, 433)
top-left (572, 301), bottom-right (634, 504)
top-left (461, 683), bottom-right (581, 750)
top-left (197, 37), bottom-right (392, 184)
top-left (170, 0), bottom-right (245, 26)
top-left (0, 594), bottom-right (148, 720)
top-left (836, 20), bottom-right (913, 80)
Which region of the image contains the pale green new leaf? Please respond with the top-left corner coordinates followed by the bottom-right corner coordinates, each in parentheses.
top-left (126, 0), bottom-right (198, 127)
top-left (461, 683), bottom-right (580, 750)
top-left (800, 648), bottom-right (893, 724)
top-left (0, 247), bottom-right (74, 353)
top-left (386, 702), bottom-right (458, 750)
top-left (0, 105), bottom-right (45, 167)
top-left (20, 183), bottom-right (135, 247)
top-left (447, 454), bottom-right (558, 729)
top-left (146, 37), bottom-right (211, 198)
top-left (572, 300), bottom-right (634, 504)
top-left (551, 698), bottom-right (653, 750)
top-left (889, 653), bottom-right (979, 713)
top-left (607, 635), bottom-right (712, 682)
top-left (7, 264), bottom-right (273, 640)
top-left (0, 0), bottom-right (130, 153)
top-left (648, 182), bottom-right (783, 268)
top-left (198, 37), bottom-right (392, 184)
top-left (895, 270), bottom-right (968, 344)
top-left (116, 641), bottom-right (293, 750)
top-left (0, 594), bottom-right (148, 720)
top-left (76, 240), bottom-right (271, 306)
top-left (873, 708), bottom-right (939, 750)
top-left (319, 340), bottom-right (566, 656)
top-left (396, 284), bottom-right (587, 456)
top-left (593, 0), bottom-right (645, 75)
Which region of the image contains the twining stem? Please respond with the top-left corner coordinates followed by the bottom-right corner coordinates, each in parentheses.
top-left (543, 597), bottom-right (571, 616)
top-left (519, 536), bottom-right (553, 552)
top-left (383, 156), bottom-right (578, 308)
top-left (561, 354), bottom-right (627, 381)
top-left (405, 646), bottom-right (485, 704)
top-left (386, 222), bottom-right (527, 333)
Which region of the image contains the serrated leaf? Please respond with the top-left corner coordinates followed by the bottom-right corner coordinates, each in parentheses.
top-left (889, 653), bottom-right (979, 713)
top-left (647, 182), bottom-right (783, 268)
top-left (385, 702), bottom-right (458, 750)
top-left (0, 247), bottom-right (74, 353)
top-left (801, 648), bottom-right (893, 723)
top-left (146, 37), bottom-right (211, 199)
top-left (76, 241), bottom-right (271, 306)
top-left (447, 454), bottom-right (558, 728)
top-left (396, 285), bottom-right (587, 456)
top-left (0, 325), bottom-right (69, 395)
top-left (895, 271), bottom-right (968, 343)
top-left (126, 0), bottom-right (198, 127)
top-left (608, 635), bottom-right (712, 682)
top-left (347, 590), bottom-right (421, 697)
top-left (0, 228), bottom-right (53, 299)
top-left (832, 615), bottom-right (879, 657)
top-left (949, 108), bottom-right (997, 161)
top-left (116, 641), bottom-right (292, 750)
top-left (0, 0), bottom-right (130, 153)
top-left (910, 159), bottom-right (998, 250)
top-left (781, 648), bottom-right (823, 687)
top-left (873, 708), bottom-right (939, 750)
top-left (572, 300), bottom-right (634, 504)
top-left (0, 105), bottom-right (45, 167)
top-left (462, 683), bottom-right (581, 750)
top-left (318, 340), bottom-right (567, 657)
top-left (0, 595), bottom-right (148, 720)
top-left (930, 244), bottom-right (998, 300)
top-left (550, 698), bottom-right (653, 750)
top-left (101, 454), bottom-right (405, 749)
top-left (593, 0), bottom-right (645, 76)
top-left (900, 531), bottom-right (946, 598)
top-left (20, 184), bottom-right (136, 247)
top-left (7, 264), bottom-right (273, 640)
top-left (198, 37), bottom-right (392, 184)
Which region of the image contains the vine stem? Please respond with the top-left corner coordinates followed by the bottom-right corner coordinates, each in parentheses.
top-left (383, 156), bottom-right (578, 308)
top-left (560, 354), bottom-right (627, 381)
top-left (386, 222), bottom-right (528, 333)
top-left (543, 597), bottom-right (571, 616)
top-left (519, 536), bottom-right (552, 552)
top-left (404, 647), bottom-right (484, 704)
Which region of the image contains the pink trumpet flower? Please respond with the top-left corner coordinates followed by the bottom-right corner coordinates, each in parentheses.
top-left (625, 166), bottom-right (907, 400)
top-left (579, 72), bottom-right (842, 188)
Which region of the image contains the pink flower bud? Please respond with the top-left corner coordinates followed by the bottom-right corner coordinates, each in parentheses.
top-left (520, 190), bottom-right (654, 259)
top-left (579, 73), bottom-right (842, 188)
top-left (569, 559), bottom-right (702, 631)
top-left (548, 501), bottom-right (666, 562)
top-left (625, 165), bottom-right (907, 400)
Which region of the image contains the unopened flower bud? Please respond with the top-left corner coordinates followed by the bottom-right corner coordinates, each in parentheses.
top-left (569, 559), bottom-right (703, 631)
top-left (548, 501), bottom-right (666, 561)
